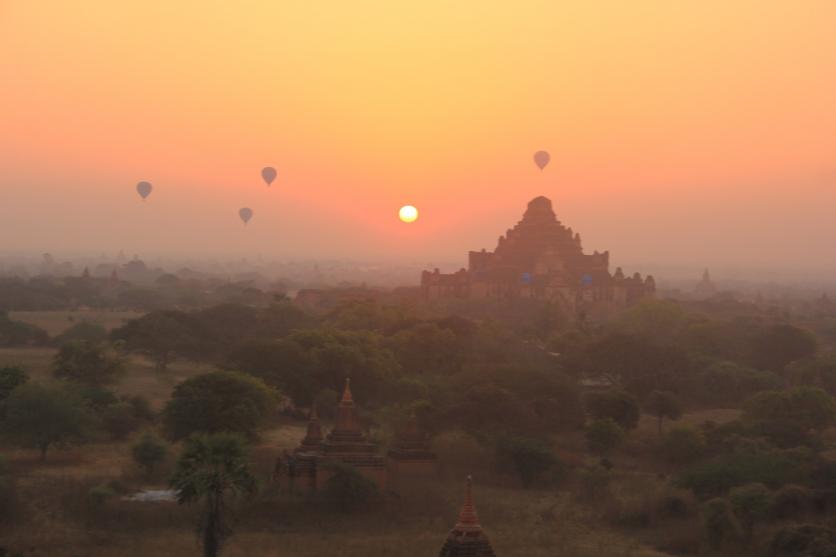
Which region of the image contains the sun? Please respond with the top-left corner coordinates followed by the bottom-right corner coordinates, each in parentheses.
top-left (399, 205), bottom-right (418, 223)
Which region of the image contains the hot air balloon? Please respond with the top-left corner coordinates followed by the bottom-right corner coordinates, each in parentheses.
top-left (261, 167), bottom-right (277, 186)
top-left (239, 207), bottom-right (253, 225)
top-left (136, 181), bottom-right (153, 200)
top-left (533, 151), bottom-right (550, 171)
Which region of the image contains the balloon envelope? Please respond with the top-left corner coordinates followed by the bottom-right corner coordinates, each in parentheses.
top-left (239, 207), bottom-right (253, 224)
top-left (261, 167), bottom-right (277, 186)
top-left (533, 150), bottom-right (550, 170)
top-left (136, 181), bottom-right (152, 199)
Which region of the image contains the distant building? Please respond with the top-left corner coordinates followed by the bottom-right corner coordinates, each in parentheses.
top-left (421, 196), bottom-right (654, 316)
top-left (695, 268), bottom-right (717, 296)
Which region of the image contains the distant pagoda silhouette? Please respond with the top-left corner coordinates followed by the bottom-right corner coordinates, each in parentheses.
top-left (421, 196), bottom-right (654, 318)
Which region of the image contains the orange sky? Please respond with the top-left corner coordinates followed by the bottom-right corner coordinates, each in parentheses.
top-left (1, 2), bottom-right (835, 272)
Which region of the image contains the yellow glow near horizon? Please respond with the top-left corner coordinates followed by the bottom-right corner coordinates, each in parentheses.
top-left (1, 2), bottom-right (836, 267)
top-left (399, 205), bottom-right (419, 223)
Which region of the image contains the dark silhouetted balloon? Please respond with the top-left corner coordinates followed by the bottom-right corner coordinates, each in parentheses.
top-left (239, 207), bottom-right (253, 225)
top-left (261, 167), bottom-right (277, 186)
top-left (136, 181), bottom-right (153, 200)
top-left (533, 151), bottom-right (550, 170)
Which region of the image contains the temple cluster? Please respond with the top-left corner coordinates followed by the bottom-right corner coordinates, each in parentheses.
top-left (421, 196), bottom-right (655, 317)
top-left (276, 380), bottom-right (498, 556)
top-left (279, 379), bottom-right (437, 492)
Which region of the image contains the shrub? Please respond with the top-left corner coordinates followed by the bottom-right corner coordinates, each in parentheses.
top-left (88, 483), bottom-right (116, 507)
top-left (495, 436), bottom-right (562, 488)
top-left (702, 497), bottom-right (741, 550)
top-left (744, 387), bottom-right (836, 447)
top-left (585, 419), bottom-right (624, 458)
top-left (101, 402), bottom-right (139, 440)
top-left (771, 484), bottom-right (813, 519)
top-left (321, 462), bottom-right (378, 512)
top-left (585, 390), bottom-right (640, 431)
top-left (729, 483), bottom-right (771, 543)
top-left (677, 449), bottom-right (809, 498)
top-left (656, 488), bottom-right (695, 519)
top-left (659, 425), bottom-right (706, 465)
top-left (577, 467), bottom-right (612, 501)
top-left (771, 524), bottom-right (836, 557)
top-left (131, 432), bottom-right (168, 478)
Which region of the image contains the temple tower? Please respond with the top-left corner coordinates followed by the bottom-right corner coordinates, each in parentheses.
top-left (316, 379), bottom-right (387, 490)
top-left (438, 477), bottom-right (497, 557)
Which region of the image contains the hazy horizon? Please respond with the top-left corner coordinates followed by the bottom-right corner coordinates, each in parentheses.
top-left (2, 2), bottom-right (835, 273)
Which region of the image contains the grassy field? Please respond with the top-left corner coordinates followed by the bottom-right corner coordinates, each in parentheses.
top-left (2, 426), bottom-right (675, 557)
top-left (10, 309), bottom-right (143, 336)
top-left (0, 313), bottom-right (689, 555)
top-left (0, 346), bottom-right (212, 409)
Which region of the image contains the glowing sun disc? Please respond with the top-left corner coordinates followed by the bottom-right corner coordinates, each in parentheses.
top-left (399, 205), bottom-right (418, 223)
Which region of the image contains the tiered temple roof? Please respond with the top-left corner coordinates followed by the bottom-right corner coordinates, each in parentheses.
top-left (317, 379), bottom-right (386, 487)
top-left (438, 477), bottom-right (497, 557)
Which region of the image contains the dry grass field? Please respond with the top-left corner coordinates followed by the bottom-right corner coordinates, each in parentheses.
top-left (0, 311), bottom-right (686, 556)
top-left (10, 310), bottom-right (143, 336)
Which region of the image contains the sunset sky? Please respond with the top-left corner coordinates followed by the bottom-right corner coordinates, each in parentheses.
top-left (2, 2), bottom-right (835, 273)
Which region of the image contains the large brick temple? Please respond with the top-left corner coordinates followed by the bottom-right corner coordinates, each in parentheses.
top-left (421, 196), bottom-right (655, 317)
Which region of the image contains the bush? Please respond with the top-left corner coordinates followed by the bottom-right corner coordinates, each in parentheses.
top-left (585, 419), bottom-right (624, 458)
top-left (659, 425), bottom-right (706, 465)
top-left (771, 484), bottom-right (813, 519)
top-left (771, 524), bottom-right (836, 557)
top-left (744, 387), bottom-right (836, 447)
top-left (0, 367), bottom-right (27, 404)
top-left (101, 402), bottom-right (140, 440)
top-left (88, 483), bottom-right (116, 507)
top-left (0, 456), bottom-right (21, 524)
top-left (321, 462), bottom-right (378, 512)
top-left (656, 488), bottom-right (695, 519)
top-left (677, 449), bottom-right (809, 499)
top-left (577, 467), bottom-right (612, 501)
top-left (495, 436), bottom-right (562, 488)
top-left (131, 432), bottom-right (168, 477)
top-left (702, 497), bottom-right (741, 550)
top-left (729, 483), bottom-right (771, 543)
top-left (585, 390), bottom-right (640, 431)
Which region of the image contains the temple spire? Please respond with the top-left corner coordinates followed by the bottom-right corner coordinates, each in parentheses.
top-left (341, 377), bottom-right (354, 404)
top-left (437, 476), bottom-right (496, 556)
top-left (455, 476), bottom-right (481, 532)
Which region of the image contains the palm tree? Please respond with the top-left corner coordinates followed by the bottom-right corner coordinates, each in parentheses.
top-left (170, 433), bottom-right (257, 557)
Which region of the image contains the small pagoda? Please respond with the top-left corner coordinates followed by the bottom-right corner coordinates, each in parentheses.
top-left (387, 413), bottom-right (438, 484)
top-left (291, 379), bottom-right (386, 491)
top-left (438, 477), bottom-right (497, 557)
